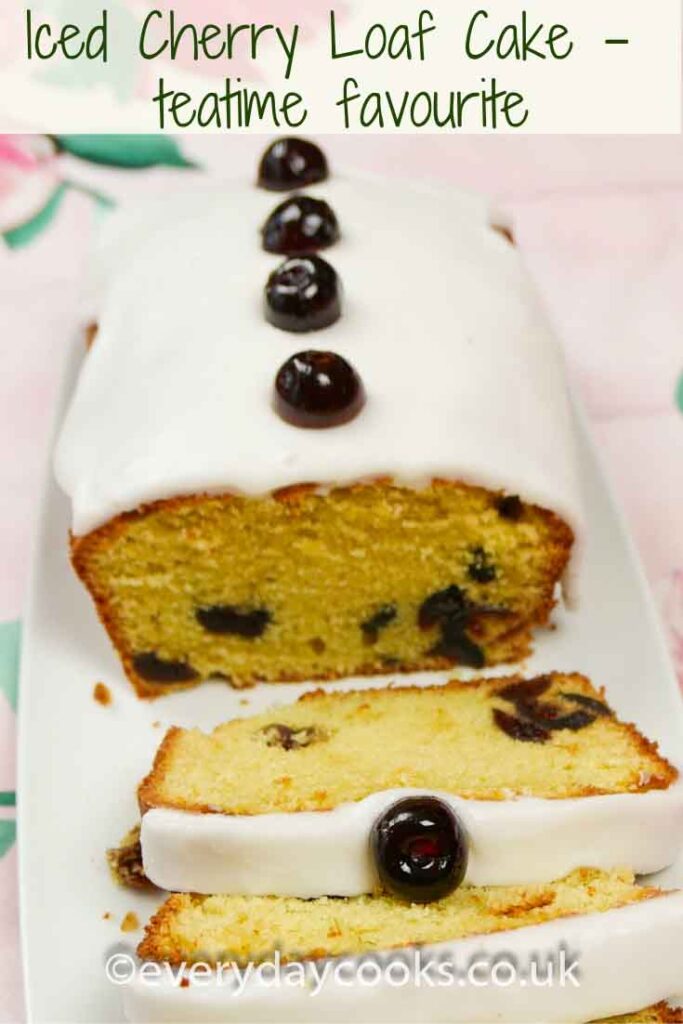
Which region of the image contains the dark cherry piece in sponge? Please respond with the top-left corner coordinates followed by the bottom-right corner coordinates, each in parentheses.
top-left (265, 255), bottom-right (341, 333)
top-left (371, 796), bottom-right (468, 903)
top-left (561, 692), bottom-right (613, 717)
top-left (260, 723), bottom-right (323, 750)
top-left (418, 584), bottom-right (511, 669)
top-left (492, 675), bottom-right (608, 743)
top-left (493, 707), bottom-right (550, 744)
top-left (274, 350), bottom-right (365, 429)
top-left (361, 605), bottom-right (397, 645)
top-left (262, 196), bottom-right (339, 255)
top-left (468, 546), bottom-right (497, 584)
top-left (196, 605), bottom-right (271, 638)
top-left (496, 494), bottom-right (524, 521)
top-left (258, 138), bottom-right (328, 192)
top-left (498, 677), bottom-right (552, 702)
top-left (429, 621), bottom-right (485, 668)
top-left (133, 652), bottom-right (197, 684)
top-left (418, 585), bottom-right (468, 629)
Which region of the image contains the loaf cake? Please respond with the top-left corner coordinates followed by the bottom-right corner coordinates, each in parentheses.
top-left (136, 673), bottom-right (683, 897)
top-left (124, 868), bottom-right (683, 1023)
top-left (54, 137), bottom-right (582, 697)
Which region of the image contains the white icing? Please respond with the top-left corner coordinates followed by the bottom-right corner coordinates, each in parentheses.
top-left (123, 892), bottom-right (683, 1022)
top-left (53, 174), bottom-right (583, 602)
top-left (141, 779), bottom-right (683, 897)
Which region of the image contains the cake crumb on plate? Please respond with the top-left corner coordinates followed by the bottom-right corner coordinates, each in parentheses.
top-left (93, 682), bottom-right (111, 706)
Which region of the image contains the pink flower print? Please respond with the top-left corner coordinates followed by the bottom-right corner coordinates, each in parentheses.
top-left (0, 136), bottom-right (61, 236)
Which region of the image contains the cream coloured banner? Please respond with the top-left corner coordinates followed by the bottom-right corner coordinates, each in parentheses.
top-left (0, 0), bottom-right (680, 132)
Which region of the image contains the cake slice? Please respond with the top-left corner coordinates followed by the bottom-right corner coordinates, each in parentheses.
top-left (136, 867), bottom-right (668, 963)
top-left (54, 138), bottom-right (581, 698)
top-left (136, 673), bottom-right (683, 896)
top-left (124, 868), bottom-right (683, 1023)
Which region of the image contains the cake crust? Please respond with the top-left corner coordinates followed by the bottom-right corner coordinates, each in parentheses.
top-left (106, 825), bottom-right (152, 890)
top-left (600, 1007), bottom-right (683, 1024)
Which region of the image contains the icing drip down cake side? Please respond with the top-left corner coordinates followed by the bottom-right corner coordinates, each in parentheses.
top-left (54, 143), bottom-right (582, 696)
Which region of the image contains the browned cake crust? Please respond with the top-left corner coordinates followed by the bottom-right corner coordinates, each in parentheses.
top-left (599, 1006), bottom-right (683, 1023)
top-left (106, 825), bottom-right (152, 890)
top-left (137, 673), bottom-right (677, 816)
top-left (71, 480), bottom-right (573, 699)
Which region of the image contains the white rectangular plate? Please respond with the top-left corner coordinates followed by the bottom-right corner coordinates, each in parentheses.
top-left (19, 345), bottom-right (683, 1023)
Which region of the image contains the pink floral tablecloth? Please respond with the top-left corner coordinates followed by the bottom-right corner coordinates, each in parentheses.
top-left (1, 134), bottom-right (682, 1023)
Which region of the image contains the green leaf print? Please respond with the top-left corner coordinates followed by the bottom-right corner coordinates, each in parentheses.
top-left (3, 184), bottom-right (69, 250)
top-left (56, 135), bottom-right (196, 170)
top-left (0, 820), bottom-right (16, 859)
top-left (0, 621), bottom-right (20, 711)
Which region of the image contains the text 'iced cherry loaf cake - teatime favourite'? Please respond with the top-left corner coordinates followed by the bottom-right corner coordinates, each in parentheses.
top-left (133, 674), bottom-right (683, 897)
top-left (125, 868), bottom-right (683, 1023)
top-left (54, 138), bottom-right (581, 697)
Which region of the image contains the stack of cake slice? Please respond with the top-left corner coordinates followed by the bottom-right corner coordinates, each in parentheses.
top-left (123, 673), bottom-right (683, 1022)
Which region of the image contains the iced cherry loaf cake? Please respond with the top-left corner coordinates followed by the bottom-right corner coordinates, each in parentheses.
top-left (125, 868), bottom-right (683, 1023)
top-left (55, 137), bottom-right (581, 697)
top-left (135, 673), bottom-right (683, 897)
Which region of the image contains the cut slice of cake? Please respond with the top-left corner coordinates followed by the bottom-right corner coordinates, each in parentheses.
top-left (54, 139), bottom-right (582, 698)
top-left (136, 673), bottom-right (683, 896)
top-left (135, 867), bottom-right (669, 964)
top-left (124, 868), bottom-right (683, 1023)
